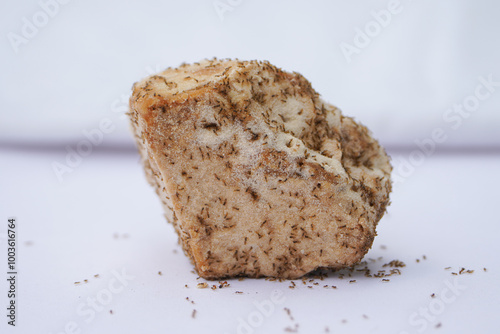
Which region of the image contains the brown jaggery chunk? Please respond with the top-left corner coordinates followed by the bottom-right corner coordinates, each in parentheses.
top-left (128, 59), bottom-right (392, 279)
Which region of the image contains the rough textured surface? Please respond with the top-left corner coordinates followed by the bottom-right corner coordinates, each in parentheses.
top-left (128, 59), bottom-right (392, 279)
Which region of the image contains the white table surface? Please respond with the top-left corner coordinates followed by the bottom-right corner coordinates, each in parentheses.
top-left (1, 148), bottom-right (499, 334)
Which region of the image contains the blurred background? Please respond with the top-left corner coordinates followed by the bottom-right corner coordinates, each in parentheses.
top-left (1, 0), bottom-right (499, 150)
top-left (1, 1), bottom-right (500, 334)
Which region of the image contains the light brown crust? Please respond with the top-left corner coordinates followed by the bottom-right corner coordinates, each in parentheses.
top-left (129, 59), bottom-right (392, 279)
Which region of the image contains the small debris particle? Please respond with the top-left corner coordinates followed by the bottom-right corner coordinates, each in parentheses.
top-left (382, 279), bottom-right (390, 282)
top-left (109, 310), bottom-right (113, 315)
top-left (457, 267), bottom-right (474, 275)
top-left (158, 271), bottom-right (162, 276)
top-left (185, 284), bottom-right (188, 288)
top-left (431, 293), bottom-right (435, 298)
top-left (362, 314), bottom-right (369, 319)
top-left (74, 282), bottom-right (81, 285)
top-left (341, 319), bottom-right (347, 324)
top-left (218, 281), bottom-right (230, 288)
top-left (235, 291), bottom-right (243, 294)
top-left (197, 282), bottom-right (208, 289)
top-left (94, 274), bottom-right (99, 278)
top-left (483, 268), bottom-right (487, 272)
top-left (284, 324), bottom-right (299, 332)
top-left (435, 322), bottom-right (442, 328)
top-left (380, 245), bottom-right (387, 250)
top-left (83, 279), bottom-right (88, 283)
top-left (444, 267), bottom-right (451, 270)
top-left (192, 309), bottom-right (197, 319)
top-left (349, 280), bottom-right (356, 283)
top-left (383, 260), bottom-right (406, 268)
top-left (284, 307), bottom-right (295, 321)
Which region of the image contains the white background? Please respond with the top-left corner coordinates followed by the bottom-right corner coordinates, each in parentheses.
top-left (1, 150), bottom-right (499, 334)
top-left (1, 1), bottom-right (499, 334)
top-left (1, 0), bottom-right (499, 148)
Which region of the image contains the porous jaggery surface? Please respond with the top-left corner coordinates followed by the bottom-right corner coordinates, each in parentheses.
top-left (129, 59), bottom-right (392, 279)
